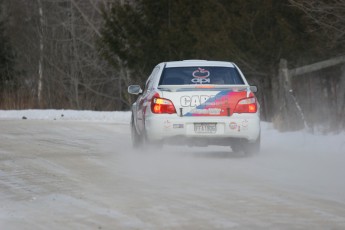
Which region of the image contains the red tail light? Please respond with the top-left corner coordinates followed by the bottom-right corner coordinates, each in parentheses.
top-left (234, 97), bottom-right (257, 113)
top-left (151, 97), bottom-right (176, 114)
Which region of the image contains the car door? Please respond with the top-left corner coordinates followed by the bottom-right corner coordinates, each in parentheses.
top-left (136, 66), bottom-right (160, 134)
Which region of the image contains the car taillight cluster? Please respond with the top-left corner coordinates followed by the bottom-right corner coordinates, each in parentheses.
top-left (151, 97), bottom-right (177, 114)
top-left (150, 93), bottom-right (257, 115)
top-left (234, 97), bottom-right (257, 113)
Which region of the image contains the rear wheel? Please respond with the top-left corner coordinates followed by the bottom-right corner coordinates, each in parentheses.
top-left (231, 142), bottom-right (243, 154)
top-left (131, 115), bottom-right (143, 148)
top-left (243, 134), bottom-right (261, 155)
top-left (231, 134), bottom-right (261, 156)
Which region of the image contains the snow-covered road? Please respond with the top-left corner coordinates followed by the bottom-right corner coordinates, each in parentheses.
top-left (1, 117), bottom-right (345, 229)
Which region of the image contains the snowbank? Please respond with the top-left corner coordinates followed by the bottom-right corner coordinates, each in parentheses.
top-left (0, 109), bottom-right (131, 124)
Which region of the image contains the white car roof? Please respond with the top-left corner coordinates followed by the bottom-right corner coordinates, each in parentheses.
top-left (163, 60), bottom-right (236, 68)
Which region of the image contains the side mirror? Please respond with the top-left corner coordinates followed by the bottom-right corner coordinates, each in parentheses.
top-left (250, 85), bottom-right (258, 93)
top-left (128, 85), bottom-right (143, 95)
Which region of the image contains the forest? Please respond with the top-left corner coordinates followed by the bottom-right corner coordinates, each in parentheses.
top-left (0, 0), bottom-right (344, 132)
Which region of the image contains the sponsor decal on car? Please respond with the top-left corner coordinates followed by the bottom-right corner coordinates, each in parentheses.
top-left (184, 90), bottom-right (247, 117)
top-left (180, 95), bottom-right (214, 107)
top-left (163, 120), bottom-right (171, 129)
top-left (230, 122), bottom-right (237, 130)
top-left (191, 68), bottom-right (210, 84)
top-left (241, 119), bottom-right (249, 131)
top-left (189, 108), bottom-right (222, 115)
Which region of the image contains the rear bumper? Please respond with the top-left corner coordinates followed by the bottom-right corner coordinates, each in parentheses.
top-left (145, 113), bottom-right (260, 144)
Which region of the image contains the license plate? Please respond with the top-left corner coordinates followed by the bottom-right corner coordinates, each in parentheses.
top-left (194, 123), bottom-right (217, 134)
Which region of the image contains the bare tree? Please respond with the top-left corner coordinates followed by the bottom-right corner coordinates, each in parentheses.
top-left (289, 0), bottom-right (345, 46)
top-left (288, 0), bottom-right (345, 131)
top-left (37, 0), bottom-right (44, 107)
top-left (2, 0), bottom-right (127, 110)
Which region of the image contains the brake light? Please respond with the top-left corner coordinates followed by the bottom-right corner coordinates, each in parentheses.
top-left (151, 97), bottom-right (176, 114)
top-left (234, 97), bottom-right (257, 113)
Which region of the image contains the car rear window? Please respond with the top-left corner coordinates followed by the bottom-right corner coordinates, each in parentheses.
top-left (159, 66), bottom-right (245, 85)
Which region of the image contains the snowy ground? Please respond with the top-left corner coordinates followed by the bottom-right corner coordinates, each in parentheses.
top-left (0, 110), bottom-right (345, 229)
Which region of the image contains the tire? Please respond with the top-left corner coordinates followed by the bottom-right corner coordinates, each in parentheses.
top-left (243, 134), bottom-right (261, 155)
top-left (131, 115), bottom-right (143, 148)
top-left (231, 134), bottom-right (261, 156)
top-left (231, 142), bottom-right (243, 153)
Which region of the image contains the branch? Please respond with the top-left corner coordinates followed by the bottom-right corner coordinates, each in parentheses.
top-left (70, 0), bottom-right (102, 38)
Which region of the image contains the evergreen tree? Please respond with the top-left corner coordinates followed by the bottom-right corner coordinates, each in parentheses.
top-left (101, 0), bottom-right (315, 75)
top-left (100, 0), bottom-right (321, 118)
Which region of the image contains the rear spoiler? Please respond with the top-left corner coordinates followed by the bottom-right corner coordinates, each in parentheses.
top-left (158, 85), bottom-right (257, 94)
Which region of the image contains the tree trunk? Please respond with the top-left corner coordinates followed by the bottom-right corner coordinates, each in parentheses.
top-left (339, 65), bottom-right (345, 130)
top-left (37, 0), bottom-right (44, 108)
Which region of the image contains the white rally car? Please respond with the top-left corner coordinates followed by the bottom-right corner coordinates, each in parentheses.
top-left (128, 60), bottom-right (260, 154)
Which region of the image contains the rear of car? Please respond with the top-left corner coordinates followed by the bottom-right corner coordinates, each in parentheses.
top-left (128, 60), bottom-right (260, 154)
